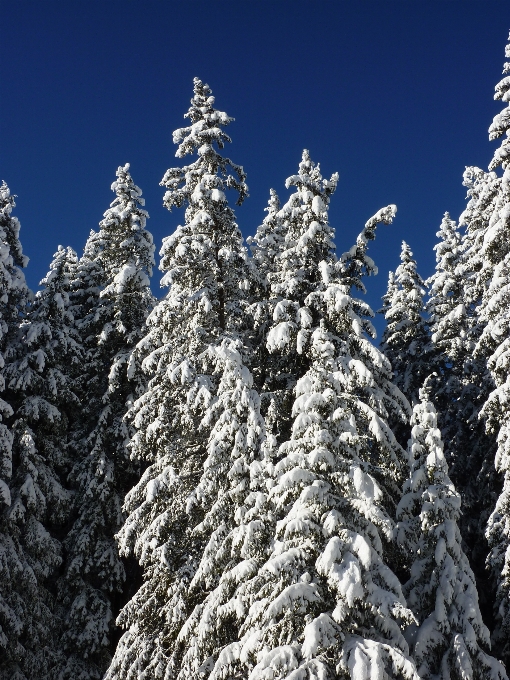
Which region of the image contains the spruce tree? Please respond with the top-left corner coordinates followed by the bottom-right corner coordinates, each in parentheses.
top-left (248, 188), bottom-right (285, 288)
top-left (60, 165), bottom-right (155, 679)
top-left (196, 204), bottom-right (417, 680)
top-left (380, 241), bottom-right (429, 410)
top-left (0, 181), bottom-right (29, 507)
top-left (105, 79), bottom-right (250, 679)
top-left (472, 31), bottom-right (510, 664)
top-left (4, 245), bottom-right (81, 679)
top-left (0, 181), bottom-right (33, 679)
top-left (0, 186), bottom-right (77, 679)
top-left (247, 189), bottom-right (287, 391)
top-left (259, 150), bottom-right (340, 448)
top-left (426, 215), bottom-right (470, 485)
top-left (396, 384), bottom-right (506, 680)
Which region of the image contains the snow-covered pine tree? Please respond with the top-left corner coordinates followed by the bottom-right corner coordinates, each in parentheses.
top-left (248, 188), bottom-right (285, 289)
top-left (259, 150), bottom-right (339, 449)
top-left (193, 204), bottom-right (418, 680)
top-left (246, 189), bottom-right (287, 390)
top-left (427, 213), bottom-right (465, 370)
top-left (472, 31), bottom-right (510, 665)
top-left (426, 215), bottom-right (468, 476)
top-left (380, 240), bottom-right (429, 411)
top-left (2, 245), bottom-right (81, 679)
top-left (0, 181), bottom-right (29, 508)
top-left (426, 210), bottom-right (498, 598)
top-left (0, 180), bottom-right (37, 680)
top-left (105, 79), bottom-right (251, 679)
top-left (60, 165), bottom-right (155, 679)
top-left (396, 382), bottom-right (506, 680)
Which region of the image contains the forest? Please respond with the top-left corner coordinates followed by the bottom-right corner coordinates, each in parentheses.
top-left (1, 27), bottom-right (510, 680)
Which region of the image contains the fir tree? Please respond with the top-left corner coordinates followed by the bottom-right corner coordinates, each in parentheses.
top-left (4, 245), bottom-right (81, 679)
top-left (426, 209), bottom-right (499, 603)
top-left (261, 150), bottom-right (339, 448)
top-left (427, 213), bottom-right (465, 368)
top-left (247, 189), bottom-right (287, 392)
top-left (0, 188), bottom-right (78, 679)
top-left (248, 188), bottom-right (285, 288)
top-left (0, 181), bottom-right (36, 680)
top-left (105, 79), bottom-right (250, 679)
top-left (380, 240), bottom-right (429, 410)
top-left (197, 204), bottom-right (417, 680)
top-left (60, 165), bottom-right (155, 679)
top-left (473, 31), bottom-right (510, 665)
top-left (396, 383), bottom-right (506, 680)
top-left (167, 337), bottom-right (267, 679)
top-left (0, 181), bottom-right (29, 507)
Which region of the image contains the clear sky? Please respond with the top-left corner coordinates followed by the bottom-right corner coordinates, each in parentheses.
top-left (2, 1), bottom-right (510, 337)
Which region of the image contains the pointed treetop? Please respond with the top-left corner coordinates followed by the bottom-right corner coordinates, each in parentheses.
top-left (162, 78), bottom-right (248, 208)
top-left (110, 163), bottom-right (145, 207)
top-left (266, 187), bottom-right (280, 214)
top-left (247, 188), bottom-right (284, 279)
top-left (173, 77), bottom-right (234, 157)
top-left (396, 241), bottom-right (425, 290)
top-left (99, 164), bottom-right (154, 283)
top-left (285, 148), bottom-right (339, 197)
top-left (489, 31), bottom-right (510, 170)
top-left (434, 211), bottom-right (461, 255)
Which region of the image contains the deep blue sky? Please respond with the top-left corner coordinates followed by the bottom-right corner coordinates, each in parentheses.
top-left (2, 1), bottom-right (510, 337)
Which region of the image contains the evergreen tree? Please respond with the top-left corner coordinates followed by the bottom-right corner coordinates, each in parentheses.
top-left (4, 245), bottom-right (81, 679)
top-left (0, 188), bottom-right (79, 679)
top-left (0, 181), bottom-right (29, 507)
top-left (105, 79), bottom-right (250, 679)
top-left (380, 240), bottom-right (429, 410)
top-left (426, 215), bottom-right (471, 487)
top-left (60, 165), bottom-right (155, 679)
top-left (196, 205), bottom-right (417, 680)
top-left (0, 181), bottom-right (35, 679)
top-left (248, 188), bottom-right (285, 288)
top-left (247, 189), bottom-right (287, 392)
top-left (473, 31), bottom-right (510, 664)
top-left (260, 150), bottom-right (339, 448)
top-left (426, 208), bottom-right (500, 609)
top-left (396, 384), bottom-right (506, 680)
top-left (427, 213), bottom-right (465, 369)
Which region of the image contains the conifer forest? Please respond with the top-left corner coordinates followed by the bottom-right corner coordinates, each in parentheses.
top-left (4, 25), bottom-right (510, 680)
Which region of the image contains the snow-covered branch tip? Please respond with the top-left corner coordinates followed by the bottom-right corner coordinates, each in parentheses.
top-left (340, 204), bottom-right (397, 269)
top-left (360, 204), bottom-right (397, 244)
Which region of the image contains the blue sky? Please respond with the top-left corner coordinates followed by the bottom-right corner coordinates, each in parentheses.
top-left (2, 1), bottom-right (510, 337)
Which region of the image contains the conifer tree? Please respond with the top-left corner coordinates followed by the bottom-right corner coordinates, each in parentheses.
top-left (0, 188), bottom-right (79, 678)
top-left (380, 241), bottom-right (429, 410)
top-left (426, 210), bottom-right (498, 595)
top-left (248, 188), bottom-right (285, 288)
top-left (472, 31), bottom-right (510, 665)
top-left (193, 202), bottom-right (417, 680)
top-left (246, 189), bottom-right (286, 395)
top-left (427, 213), bottom-right (464, 368)
top-left (3, 245), bottom-right (81, 679)
top-left (426, 215), bottom-right (470, 479)
top-left (0, 181), bottom-right (37, 679)
top-left (105, 79), bottom-right (250, 679)
top-left (396, 384), bottom-right (506, 680)
top-left (260, 150), bottom-right (340, 447)
top-left (60, 165), bottom-right (155, 679)
top-left (0, 181), bottom-right (29, 507)
top-left (429, 170), bottom-right (502, 616)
